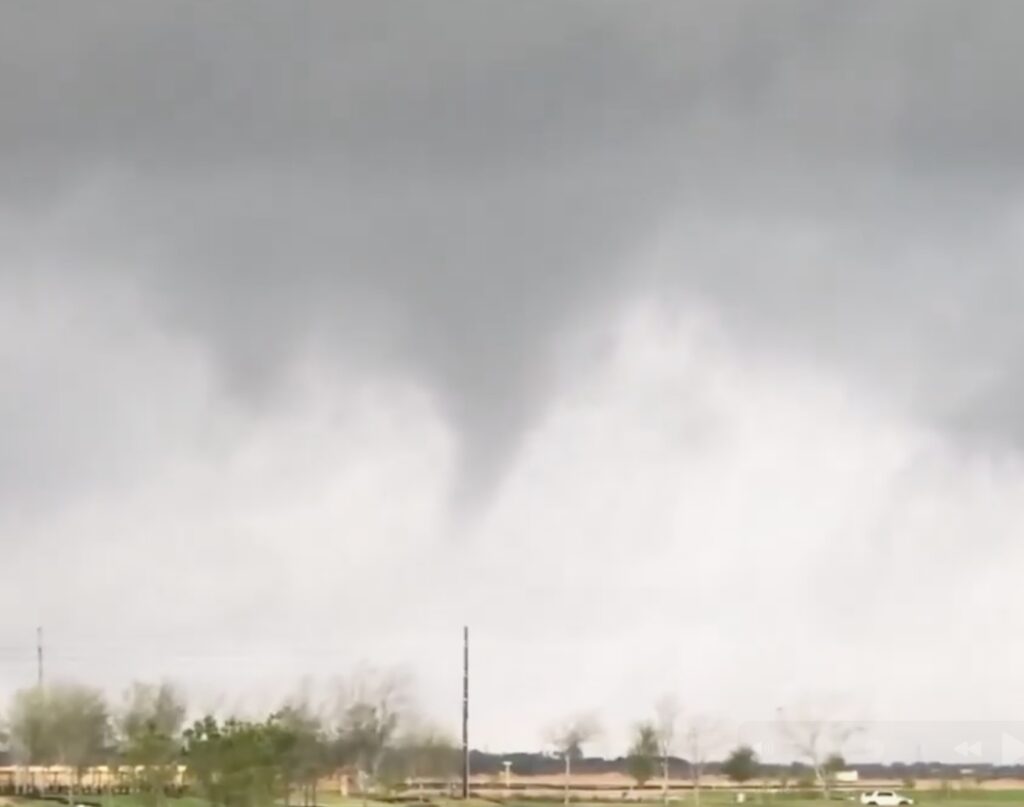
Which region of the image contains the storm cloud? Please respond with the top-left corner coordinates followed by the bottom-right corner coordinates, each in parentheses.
top-left (4, 1), bottom-right (1024, 498)
top-left (3, 0), bottom-right (1024, 754)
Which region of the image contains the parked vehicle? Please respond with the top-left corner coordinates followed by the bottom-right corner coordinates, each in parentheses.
top-left (860, 791), bottom-right (913, 806)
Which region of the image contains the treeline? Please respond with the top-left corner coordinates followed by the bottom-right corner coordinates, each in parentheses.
top-left (3, 673), bottom-right (460, 807)
top-left (6, 678), bottom-right (1018, 807)
top-left (469, 752), bottom-right (1024, 782)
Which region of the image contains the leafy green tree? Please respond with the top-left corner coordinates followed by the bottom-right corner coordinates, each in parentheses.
top-left (824, 753), bottom-right (845, 775)
top-left (627, 722), bottom-right (660, 787)
top-left (116, 682), bottom-right (187, 806)
top-left (722, 745), bottom-right (759, 784)
top-left (9, 682), bottom-right (111, 800)
top-left (182, 717), bottom-right (229, 805)
top-left (9, 686), bottom-right (57, 763)
top-left (271, 704), bottom-right (328, 807)
top-left (183, 716), bottom-right (290, 807)
top-left (823, 753), bottom-right (846, 789)
top-left (49, 684), bottom-right (110, 804)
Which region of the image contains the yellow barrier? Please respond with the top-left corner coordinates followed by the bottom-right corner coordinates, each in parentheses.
top-left (0, 766), bottom-right (350, 793)
top-left (0, 765), bottom-right (188, 788)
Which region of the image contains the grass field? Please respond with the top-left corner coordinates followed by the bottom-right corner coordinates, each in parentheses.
top-left (493, 797), bottom-right (1024, 807)
top-left (15, 791), bottom-right (1024, 807)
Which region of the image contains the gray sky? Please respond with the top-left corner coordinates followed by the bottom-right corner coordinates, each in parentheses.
top-left (3, 0), bottom-right (1024, 761)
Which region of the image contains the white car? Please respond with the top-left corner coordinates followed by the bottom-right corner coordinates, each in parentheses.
top-left (860, 791), bottom-right (913, 806)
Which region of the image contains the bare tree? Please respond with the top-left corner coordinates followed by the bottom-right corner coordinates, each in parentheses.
top-left (548, 714), bottom-right (600, 806)
top-left (116, 682), bottom-right (187, 806)
top-left (776, 703), bottom-right (860, 799)
top-left (681, 714), bottom-right (721, 807)
top-left (333, 666), bottom-right (412, 794)
top-left (655, 696), bottom-right (680, 804)
top-left (382, 721), bottom-right (458, 797)
top-left (117, 681), bottom-right (187, 741)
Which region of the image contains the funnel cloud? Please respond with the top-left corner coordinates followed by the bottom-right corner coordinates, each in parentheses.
top-left (2, 1), bottom-right (1024, 754)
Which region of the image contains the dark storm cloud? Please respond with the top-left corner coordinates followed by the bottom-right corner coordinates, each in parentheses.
top-left (3, 0), bottom-right (1024, 497)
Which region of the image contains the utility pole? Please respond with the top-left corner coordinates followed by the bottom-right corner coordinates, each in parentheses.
top-left (462, 625), bottom-right (470, 799)
top-left (36, 626), bottom-right (43, 688)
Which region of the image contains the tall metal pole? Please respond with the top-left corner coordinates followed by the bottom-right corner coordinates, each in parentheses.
top-left (36, 626), bottom-right (43, 688)
top-left (462, 625), bottom-right (469, 799)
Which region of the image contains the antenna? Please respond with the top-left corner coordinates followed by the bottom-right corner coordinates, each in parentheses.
top-left (36, 626), bottom-right (43, 688)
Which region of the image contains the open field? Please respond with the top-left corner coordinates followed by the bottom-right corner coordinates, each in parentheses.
top-left (282, 791), bottom-right (1024, 807)
top-left (15, 788), bottom-right (1024, 807)
top-left (494, 796), bottom-right (1024, 807)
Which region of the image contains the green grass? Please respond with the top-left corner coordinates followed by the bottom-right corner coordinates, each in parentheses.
top-left (494, 795), bottom-right (1024, 807)
top-left (16, 792), bottom-right (1024, 807)
top-left (9, 798), bottom-right (212, 807)
top-left (100, 798), bottom-right (212, 807)
top-left (313, 798), bottom-right (398, 807)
